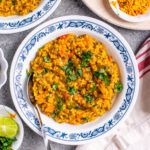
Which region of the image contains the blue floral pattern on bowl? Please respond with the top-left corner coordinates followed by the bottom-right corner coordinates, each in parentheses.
top-left (0, 0), bottom-right (61, 33)
top-left (11, 17), bottom-right (139, 144)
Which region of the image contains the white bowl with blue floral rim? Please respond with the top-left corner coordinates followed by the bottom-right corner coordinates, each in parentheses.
top-left (0, 0), bottom-right (61, 34)
top-left (0, 105), bottom-right (24, 150)
top-left (10, 15), bottom-right (139, 145)
top-left (0, 48), bottom-right (8, 89)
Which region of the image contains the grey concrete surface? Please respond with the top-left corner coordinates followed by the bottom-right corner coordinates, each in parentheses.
top-left (0, 0), bottom-right (150, 150)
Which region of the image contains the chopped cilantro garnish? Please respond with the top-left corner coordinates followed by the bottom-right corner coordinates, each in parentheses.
top-left (94, 69), bottom-right (110, 86)
top-left (81, 51), bottom-right (92, 67)
top-left (66, 68), bottom-right (73, 75)
top-left (0, 137), bottom-right (16, 150)
top-left (84, 94), bottom-right (94, 103)
top-left (89, 83), bottom-right (97, 91)
top-left (57, 98), bottom-right (64, 111)
top-left (77, 69), bottom-right (83, 77)
top-left (81, 51), bottom-right (92, 62)
top-left (61, 59), bottom-right (78, 82)
top-left (68, 87), bottom-right (76, 95)
top-left (61, 60), bottom-right (74, 72)
top-left (67, 74), bottom-right (77, 81)
top-left (81, 61), bottom-right (88, 67)
top-left (99, 73), bottom-right (110, 86)
top-left (42, 68), bottom-right (49, 74)
top-left (52, 98), bottom-right (64, 117)
top-left (68, 59), bottom-right (74, 67)
top-left (114, 82), bottom-right (123, 93)
top-left (43, 56), bottom-right (50, 63)
top-left (61, 65), bottom-right (68, 71)
top-left (93, 71), bottom-right (100, 78)
top-left (52, 83), bottom-right (58, 91)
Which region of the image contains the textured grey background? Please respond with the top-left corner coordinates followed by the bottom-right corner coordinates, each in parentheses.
top-left (0, 0), bottom-right (150, 150)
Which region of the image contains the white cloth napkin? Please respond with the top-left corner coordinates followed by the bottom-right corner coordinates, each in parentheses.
top-left (76, 37), bottom-right (150, 150)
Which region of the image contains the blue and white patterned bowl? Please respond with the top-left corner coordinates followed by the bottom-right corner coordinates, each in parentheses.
top-left (0, 0), bottom-right (61, 34)
top-left (10, 16), bottom-right (139, 145)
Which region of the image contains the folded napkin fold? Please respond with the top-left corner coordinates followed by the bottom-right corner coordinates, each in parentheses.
top-left (76, 37), bottom-right (150, 150)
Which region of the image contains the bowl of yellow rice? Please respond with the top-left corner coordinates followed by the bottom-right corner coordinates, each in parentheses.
top-left (30, 33), bottom-right (123, 125)
top-left (109, 0), bottom-right (150, 22)
top-left (10, 16), bottom-right (139, 145)
top-left (0, 0), bottom-right (61, 34)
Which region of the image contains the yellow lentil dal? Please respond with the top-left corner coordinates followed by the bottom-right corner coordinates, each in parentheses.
top-left (0, 0), bottom-right (42, 16)
top-left (30, 34), bottom-right (123, 125)
top-left (117, 0), bottom-right (150, 16)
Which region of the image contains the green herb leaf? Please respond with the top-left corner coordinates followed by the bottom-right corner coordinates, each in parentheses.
top-left (93, 71), bottom-right (100, 78)
top-left (42, 68), bottom-right (49, 74)
top-left (114, 82), bottom-right (123, 93)
top-left (94, 70), bottom-right (110, 86)
top-left (57, 98), bottom-right (64, 111)
top-left (84, 94), bottom-right (94, 103)
top-left (68, 87), bottom-right (76, 95)
top-left (43, 56), bottom-right (50, 63)
top-left (99, 68), bottom-right (106, 73)
top-left (80, 51), bottom-right (92, 68)
top-left (68, 59), bottom-right (74, 67)
top-left (77, 69), bottom-right (83, 77)
top-left (68, 74), bottom-right (77, 81)
top-left (0, 137), bottom-right (16, 150)
top-left (81, 51), bottom-right (92, 62)
top-left (52, 83), bottom-right (58, 91)
top-left (52, 98), bottom-right (64, 117)
top-left (99, 73), bottom-right (110, 86)
top-left (89, 83), bottom-right (97, 91)
top-left (61, 65), bottom-right (68, 71)
top-left (81, 61), bottom-right (88, 67)
top-left (66, 68), bottom-right (73, 75)
top-left (62, 59), bottom-right (75, 76)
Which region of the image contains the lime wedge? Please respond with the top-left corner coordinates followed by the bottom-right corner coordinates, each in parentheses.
top-left (0, 117), bottom-right (18, 138)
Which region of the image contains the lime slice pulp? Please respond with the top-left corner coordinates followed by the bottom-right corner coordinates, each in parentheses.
top-left (0, 117), bottom-right (18, 138)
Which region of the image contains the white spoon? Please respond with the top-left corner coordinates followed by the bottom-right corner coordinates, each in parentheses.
top-left (27, 74), bottom-right (51, 150)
